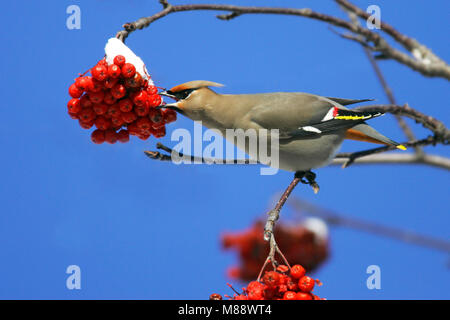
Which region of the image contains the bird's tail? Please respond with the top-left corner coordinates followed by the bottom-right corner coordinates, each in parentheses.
top-left (346, 123), bottom-right (407, 150)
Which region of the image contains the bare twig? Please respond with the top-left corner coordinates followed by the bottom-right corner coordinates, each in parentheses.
top-left (144, 142), bottom-right (255, 164)
top-left (332, 152), bottom-right (450, 170)
top-left (289, 197), bottom-right (450, 253)
top-left (335, 136), bottom-right (441, 168)
top-left (353, 105), bottom-right (449, 142)
top-left (335, 0), bottom-right (448, 65)
top-left (338, 8), bottom-right (420, 153)
top-left (115, 1), bottom-right (450, 79)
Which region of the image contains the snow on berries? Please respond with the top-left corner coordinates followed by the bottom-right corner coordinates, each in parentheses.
top-left (67, 38), bottom-right (177, 144)
top-left (210, 264), bottom-right (324, 300)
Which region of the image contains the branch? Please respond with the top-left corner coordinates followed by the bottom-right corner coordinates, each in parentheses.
top-left (338, 8), bottom-right (420, 154)
top-left (334, 136), bottom-right (444, 169)
top-left (332, 152), bottom-right (450, 171)
top-left (354, 104), bottom-right (450, 142)
top-left (144, 142), bottom-right (255, 164)
top-left (288, 197), bottom-right (450, 253)
top-left (116, 1), bottom-right (450, 80)
top-left (335, 0), bottom-right (448, 65)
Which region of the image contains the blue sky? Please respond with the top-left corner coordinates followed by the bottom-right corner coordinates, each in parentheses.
top-left (0, 0), bottom-right (449, 299)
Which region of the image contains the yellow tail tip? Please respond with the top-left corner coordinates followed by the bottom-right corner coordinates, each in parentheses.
top-left (397, 145), bottom-right (407, 150)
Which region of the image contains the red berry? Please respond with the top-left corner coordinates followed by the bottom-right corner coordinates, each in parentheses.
top-left (75, 76), bottom-right (93, 91)
top-left (68, 112), bottom-right (79, 120)
top-left (121, 111), bottom-right (137, 124)
top-left (95, 116), bottom-right (111, 130)
top-left (91, 129), bottom-right (105, 144)
top-left (134, 103), bottom-right (149, 117)
top-left (79, 108), bottom-right (96, 122)
top-left (118, 98), bottom-right (133, 113)
top-left (136, 117), bottom-right (152, 133)
top-left (107, 104), bottom-right (121, 118)
top-left (262, 271), bottom-right (280, 288)
top-left (104, 129), bottom-right (118, 144)
top-left (163, 109), bottom-right (177, 124)
top-left (93, 103), bottom-right (108, 115)
top-left (283, 291), bottom-right (297, 300)
top-left (127, 121), bottom-right (140, 135)
top-left (67, 98), bottom-right (81, 114)
top-left (125, 73), bottom-right (143, 88)
top-left (89, 79), bottom-right (104, 92)
top-left (152, 125), bottom-right (166, 138)
top-left (290, 265), bottom-right (306, 279)
top-left (276, 265), bottom-right (289, 274)
top-left (111, 115), bottom-right (124, 128)
top-left (295, 292), bottom-right (313, 300)
top-left (79, 119), bottom-right (94, 129)
top-left (146, 85), bottom-right (158, 95)
top-left (247, 288), bottom-right (263, 300)
top-left (80, 95), bottom-right (93, 108)
top-left (286, 277), bottom-right (298, 291)
top-left (107, 64), bottom-right (122, 78)
top-left (147, 94), bottom-right (162, 107)
top-left (91, 65), bottom-right (108, 81)
top-left (104, 77), bottom-right (118, 89)
top-left (97, 59), bottom-right (108, 67)
top-left (121, 63), bottom-right (136, 78)
top-left (209, 294), bottom-right (223, 301)
top-left (103, 91), bottom-right (116, 105)
top-left (91, 64), bottom-right (108, 81)
top-left (113, 55), bottom-right (126, 67)
top-left (298, 276), bottom-right (315, 293)
top-left (136, 132), bottom-right (150, 140)
top-left (89, 90), bottom-right (105, 104)
top-left (117, 130), bottom-right (130, 143)
top-left (148, 109), bottom-right (163, 126)
top-left (69, 83), bottom-right (83, 98)
top-left (133, 90), bottom-right (148, 107)
top-left (111, 84), bottom-right (126, 99)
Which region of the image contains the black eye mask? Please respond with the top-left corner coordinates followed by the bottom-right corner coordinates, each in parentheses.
top-left (167, 88), bottom-right (196, 101)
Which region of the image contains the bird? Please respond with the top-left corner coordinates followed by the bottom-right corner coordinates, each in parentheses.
top-left (159, 80), bottom-right (406, 175)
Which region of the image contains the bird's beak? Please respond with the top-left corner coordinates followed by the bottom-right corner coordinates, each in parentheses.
top-left (159, 90), bottom-right (177, 100)
top-left (156, 101), bottom-right (183, 113)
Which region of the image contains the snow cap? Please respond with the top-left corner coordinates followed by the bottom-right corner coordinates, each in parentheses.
top-left (105, 38), bottom-right (153, 85)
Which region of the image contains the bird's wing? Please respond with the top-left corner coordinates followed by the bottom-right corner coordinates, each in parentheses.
top-left (325, 97), bottom-right (374, 106)
top-left (248, 93), bottom-right (382, 139)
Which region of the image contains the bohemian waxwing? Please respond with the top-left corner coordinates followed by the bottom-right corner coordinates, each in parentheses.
top-left (159, 80), bottom-right (406, 173)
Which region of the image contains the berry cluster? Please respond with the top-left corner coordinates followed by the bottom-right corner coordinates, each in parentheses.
top-left (67, 55), bottom-right (176, 144)
top-left (222, 220), bottom-right (328, 281)
top-left (210, 264), bottom-right (324, 300)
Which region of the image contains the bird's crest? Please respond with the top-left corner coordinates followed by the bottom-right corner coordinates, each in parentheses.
top-left (169, 80), bottom-right (224, 93)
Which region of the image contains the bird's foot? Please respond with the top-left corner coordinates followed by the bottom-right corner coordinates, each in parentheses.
top-left (295, 170), bottom-right (320, 194)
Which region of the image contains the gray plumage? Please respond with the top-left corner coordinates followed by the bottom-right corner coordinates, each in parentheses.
top-left (161, 81), bottom-right (404, 172)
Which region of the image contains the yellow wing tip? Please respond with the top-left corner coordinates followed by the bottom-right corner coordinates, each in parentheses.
top-left (397, 145), bottom-right (407, 150)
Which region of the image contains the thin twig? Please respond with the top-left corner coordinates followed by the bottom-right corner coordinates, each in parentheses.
top-left (115, 0), bottom-right (450, 79)
top-left (331, 152), bottom-right (450, 171)
top-left (289, 197), bottom-right (450, 253)
top-left (339, 8), bottom-right (420, 153)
